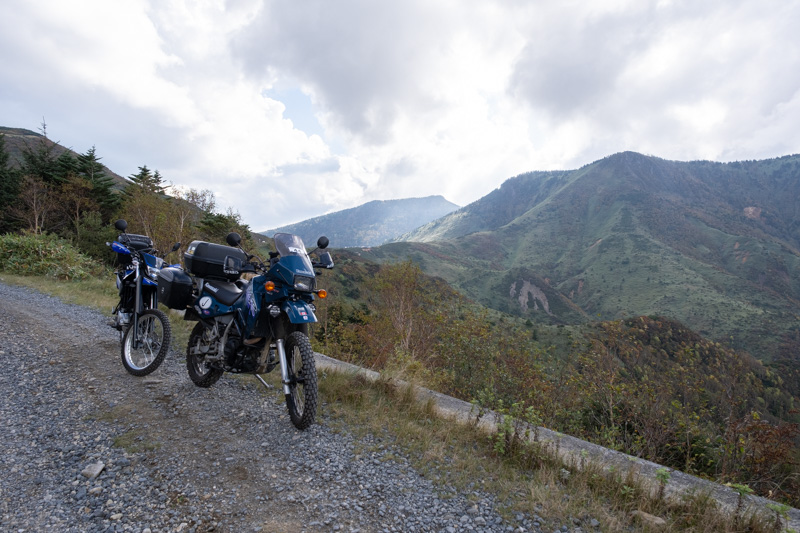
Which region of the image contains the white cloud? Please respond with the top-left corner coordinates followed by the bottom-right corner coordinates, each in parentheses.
top-left (1, 0), bottom-right (799, 230)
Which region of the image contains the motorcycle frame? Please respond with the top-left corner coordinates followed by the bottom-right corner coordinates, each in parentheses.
top-left (187, 268), bottom-right (318, 396)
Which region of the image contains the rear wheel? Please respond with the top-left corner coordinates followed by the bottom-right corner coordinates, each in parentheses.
top-left (186, 322), bottom-right (224, 388)
top-left (121, 309), bottom-right (170, 376)
top-left (284, 331), bottom-right (318, 430)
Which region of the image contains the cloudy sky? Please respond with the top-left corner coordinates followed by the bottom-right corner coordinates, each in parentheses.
top-left (2, 0), bottom-right (799, 231)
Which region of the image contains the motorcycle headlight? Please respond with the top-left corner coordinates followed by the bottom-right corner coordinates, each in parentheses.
top-left (146, 266), bottom-right (159, 280)
top-left (293, 275), bottom-right (315, 292)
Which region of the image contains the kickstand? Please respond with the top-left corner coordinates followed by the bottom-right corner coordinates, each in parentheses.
top-left (255, 374), bottom-right (273, 390)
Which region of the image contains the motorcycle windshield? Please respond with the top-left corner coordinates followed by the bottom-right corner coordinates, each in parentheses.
top-left (142, 252), bottom-right (164, 269)
top-left (273, 233), bottom-right (314, 274)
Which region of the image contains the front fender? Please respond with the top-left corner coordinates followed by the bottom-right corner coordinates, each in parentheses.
top-left (282, 300), bottom-right (317, 324)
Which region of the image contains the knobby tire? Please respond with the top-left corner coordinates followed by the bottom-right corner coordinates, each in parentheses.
top-left (120, 309), bottom-right (171, 376)
top-left (284, 331), bottom-right (318, 430)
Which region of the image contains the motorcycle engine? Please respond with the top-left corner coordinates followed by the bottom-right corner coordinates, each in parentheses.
top-left (223, 336), bottom-right (261, 373)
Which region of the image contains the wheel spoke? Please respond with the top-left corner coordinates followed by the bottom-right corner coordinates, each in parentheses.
top-left (121, 310), bottom-right (170, 377)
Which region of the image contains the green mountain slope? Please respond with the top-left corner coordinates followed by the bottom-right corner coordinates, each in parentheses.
top-left (387, 152), bottom-right (800, 361)
top-left (261, 195), bottom-right (459, 248)
top-left (0, 127), bottom-right (128, 189)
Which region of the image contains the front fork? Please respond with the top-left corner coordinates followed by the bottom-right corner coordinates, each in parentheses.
top-left (254, 339), bottom-right (292, 395)
top-left (276, 339), bottom-right (292, 395)
top-left (130, 260), bottom-right (144, 349)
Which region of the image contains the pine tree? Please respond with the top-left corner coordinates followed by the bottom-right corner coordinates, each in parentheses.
top-left (77, 146), bottom-right (120, 220)
top-left (127, 165), bottom-right (167, 195)
top-left (55, 151), bottom-right (79, 180)
top-left (77, 146), bottom-right (105, 182)
top-left (152, 170), bottom-right (166, 194)
top-left (20, 136), bottom-right (59, 184)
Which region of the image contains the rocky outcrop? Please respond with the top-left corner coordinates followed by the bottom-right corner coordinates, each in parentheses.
top-left (510, 280), bottom-right (552, 314)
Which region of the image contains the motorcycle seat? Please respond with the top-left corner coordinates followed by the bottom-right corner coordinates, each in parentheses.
top-left (202, 280), bottom-right (242, 306)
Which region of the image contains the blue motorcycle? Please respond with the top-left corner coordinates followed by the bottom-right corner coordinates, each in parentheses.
top-left (108, 219), bottom-right (180, 376)
top-left (157, 232), bottom-right (334, 430)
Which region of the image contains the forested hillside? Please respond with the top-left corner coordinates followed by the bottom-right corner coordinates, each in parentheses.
top-left (0, 127), bottom-right (253, 262)
top-left (386, 152), bottom-right (800, 363)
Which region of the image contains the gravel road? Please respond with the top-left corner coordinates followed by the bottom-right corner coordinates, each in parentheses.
top-left (0, 280), bottom-right (569, 533)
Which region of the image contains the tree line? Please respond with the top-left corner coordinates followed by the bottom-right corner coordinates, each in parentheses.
top-left (0, 126), bottom-right (252, 263)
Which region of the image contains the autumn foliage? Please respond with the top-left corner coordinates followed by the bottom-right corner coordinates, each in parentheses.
top-left (0, 130), bottom-right (253, 265)
top-left (317, 261), bottom-right (800, 505)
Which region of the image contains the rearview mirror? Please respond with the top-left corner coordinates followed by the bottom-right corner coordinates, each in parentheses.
top-left (114, 219), bottom-right (127, 232)
top-left (226, 232), bottom-right (242, 247)
top-left (317, 236), bottom-right (329, 249)
top-left (318, 251), bottom-right (334, 269)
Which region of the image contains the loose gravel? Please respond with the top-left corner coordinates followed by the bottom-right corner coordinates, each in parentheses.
top-left (0, 280), bottom-right (584, 533)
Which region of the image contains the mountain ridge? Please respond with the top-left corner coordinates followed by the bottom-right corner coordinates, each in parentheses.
top-left (374, 151), bottom-right (800, 362)
top-left (261, 195), bottom-right (459, 248)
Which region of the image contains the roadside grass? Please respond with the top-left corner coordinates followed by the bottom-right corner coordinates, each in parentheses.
top-left (0, 272), bottom-right (118, 310)
top-left (305, 370), bottom-right (774, 533)
top-left (1, 273), bottom-right (779, 532)
top-left (0, 272), bottom-right (194, 352)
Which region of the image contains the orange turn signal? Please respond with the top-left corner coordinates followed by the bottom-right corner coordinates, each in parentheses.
top-left (317, 289), bottom-right (328, 299)
top-left (264, 281), bottom-right (276, 291)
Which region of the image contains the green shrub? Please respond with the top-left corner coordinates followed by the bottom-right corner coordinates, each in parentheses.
top-left (0, 232), bottom-right (105, 280)
top-left (74, 212), bottom-right (119, 264)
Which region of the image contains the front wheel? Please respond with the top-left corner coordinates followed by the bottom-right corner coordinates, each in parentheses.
top-left (284, 331), bottom-right (318, 430)
top-left (121, 309), bottom-right (171, 376)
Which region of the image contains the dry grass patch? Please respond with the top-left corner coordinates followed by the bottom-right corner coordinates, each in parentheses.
top-left (112, 429), bottom-right (161, 453)
top-left (316, 369), bottom-right (777, 533)
top-left (0, 272), bottom-right (117, 310)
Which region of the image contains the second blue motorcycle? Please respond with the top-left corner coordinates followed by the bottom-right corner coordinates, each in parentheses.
top-left (108, 219), bottom-right (180, 376)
